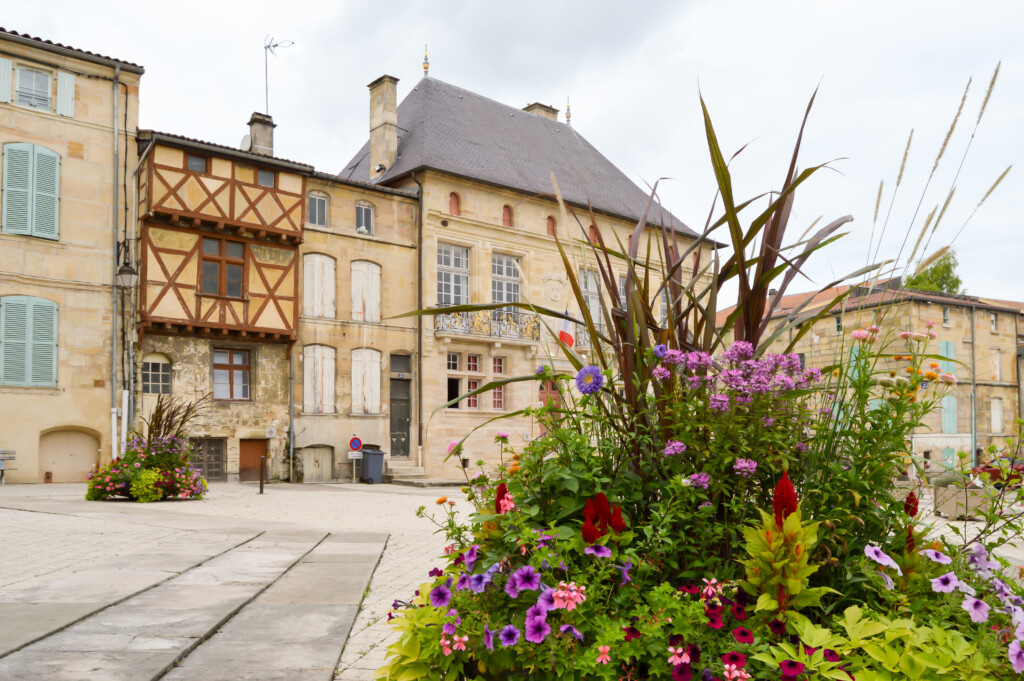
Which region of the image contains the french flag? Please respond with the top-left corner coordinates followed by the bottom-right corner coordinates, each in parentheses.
top-left (558, 309), bottom-right (574, 347)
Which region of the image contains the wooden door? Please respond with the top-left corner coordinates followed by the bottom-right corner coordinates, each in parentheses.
top-left (538, 380), bottom-right (562, 436)
top-left (239, 439), bottom-right (266, 482)
top-left (302, 446), bottom-right (333, 483)
top-left (390, 379), bottom-right (411, 458)
top-left (189, 438), bottom-right (226, 482)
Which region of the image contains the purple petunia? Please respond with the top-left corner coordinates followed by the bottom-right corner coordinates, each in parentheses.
top-left (429, 584), bottom-right (452, 608)
top-left (585, 545), bottom-right (612, 558)
top-left (824, 649), bottom-right (840, 662)
top-left (576, 365), bottom-right (604, 395)
top-left (653, 344), bottom-right (668, 358)
top-left (484, 624), bottom-right (495, 651)
top-left (865, 544), bottom-right (903, 576)
top-left (664, 440), bottom-right (687, 457)
top-left (931, 572), bottom-right (960, 593)
top-left (560, 624), bottom-right (583, 641)
top-left (962, 596), bottom-right (991, 623)
top-left (513, 565), bottom-right (541, 591)
top-left (524, 616), bottom-right (551, 644)
top-left (615, 559), bottom-right (633, 585)
top-left (504, 575), bottom-right (520, 599)
top-left (1010, 639), bottom-right (1024, 674)
top-left (526, 604), bottom-right (547, 621)
top-left (880, 572), bottom-right (894, 591)
top-left (456, 574), bottom-right (472, 591)
top-left (965, 543), bottom-right (1000, 575)
top-left (689, 472), bottom-right (710, 489)
top-left (429, 567), bottom-right (444, 577)
top-left (499, 624), bottom-right (520, 647)
top-left (469, 573), bottom-right (491, 594)
top-left (535, 586), bottom-right (556, 612)
top-left (442, 621), bottom-right (457, 635)
top-left (920, 549), bottom-right (952, 565)
top-left (462, 545), bottom-right (480, 571)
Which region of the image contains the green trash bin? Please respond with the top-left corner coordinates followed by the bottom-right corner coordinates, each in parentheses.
top-left (360, 448), bottom-right (385, 484)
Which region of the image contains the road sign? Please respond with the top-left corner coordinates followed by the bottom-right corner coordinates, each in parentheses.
top-left (349, 436), bottom-right (363, 452)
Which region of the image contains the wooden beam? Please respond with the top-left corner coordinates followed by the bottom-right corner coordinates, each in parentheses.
top-left (192, 218), bottom-right (201, 228)
top-left (220, 328), bottom-right (229, 335)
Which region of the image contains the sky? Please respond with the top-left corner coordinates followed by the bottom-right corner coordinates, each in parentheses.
top-left (7, 0), bottom-right (1022, 303)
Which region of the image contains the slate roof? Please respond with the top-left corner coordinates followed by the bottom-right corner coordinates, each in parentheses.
top-left (341, 77), bottom-right (698, 238)
top-left (0, 27), bottom-right (144, 73)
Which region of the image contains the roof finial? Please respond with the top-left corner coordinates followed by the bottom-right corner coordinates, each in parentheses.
top-left (423, 44), bottom-right (429, 77)
top-left (566, 96), bottom-right (571, 125)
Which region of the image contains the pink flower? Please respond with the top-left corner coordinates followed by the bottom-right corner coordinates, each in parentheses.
top-left (498, 494), bottom-right (516, 514)
top-left (701, 578), bottom-right (722, 599)
top-left (652, 366), bottom-right (671, 381)
top-left (668, 646), bottom-right (690, 666)
top-left (868, 325), bottom-right (882, 333)
top-left (447, 440), bottom-right (460, 454)
top-left (898, 331), bottom-right (912, 339)
top-left (851, 329), bottom-right (869, 340)
top-left (496, 431), bottom-right (509, 439)
top-left (452, 635), bottom-right (468, 651)
top-left (925, 320), bottom-right (935, 328)
top-left (596, 645), bottom-right (611, 665)
top-left (939, 373), bottom-right (958, 386)
top-left (724, 664), bottom-right (751, 680)
top-left (927, 330), bottom-right (937, 339)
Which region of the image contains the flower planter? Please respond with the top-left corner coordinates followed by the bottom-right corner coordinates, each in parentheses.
top-left (932, 485), bottom-right (990, 520)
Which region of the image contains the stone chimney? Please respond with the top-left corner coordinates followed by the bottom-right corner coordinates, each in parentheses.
top-left (248, 112), bottom-right (276, 156)
top-left (523, 102), bottom-right (558, 121)
top-left (368, 75), bottom-right (399, 179)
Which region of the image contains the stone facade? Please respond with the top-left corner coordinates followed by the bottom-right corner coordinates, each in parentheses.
top-left (0, 31), bottom-right (142, 482)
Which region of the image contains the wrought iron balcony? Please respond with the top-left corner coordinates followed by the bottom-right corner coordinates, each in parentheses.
top-left (434, 308), bottom-right (540, 341)
top-left (574, 321), bottom-right (607, 348)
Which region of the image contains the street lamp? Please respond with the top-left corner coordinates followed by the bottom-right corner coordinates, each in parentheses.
top-left (116, 261), bottom-right (138, 289)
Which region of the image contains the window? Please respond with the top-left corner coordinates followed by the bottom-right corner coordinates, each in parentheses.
top-left (447, 377), bottom-right (461, 407)
top-left (447, 353), bottom-right (460, 370)
top-left (492, 384), bottom-right (505, 410)
top-left (257, 169), bottom-right (275, 188)
top-left (212, 349), bottom-right (249, 400)
top-left (351, 261), bottom-right (381, 322)
top-left (493, 357), bottom-right (505, 375)
top-left (141, 355), bottom-right (172, 395)
top-left (467, 354), bottom-right (479, 373)
top-left (546, 216), bottom-right (556, 237)
top-left (618, 275), bottom-right (627, 309)
top-left (351, 348), bottom-right (381, 414)
top-left (992, 397), bottom-right (1004, 434)
top-left (187, 154), bottom-right (207, 173)
top-left (992, 349), bottom-right (1002, 381)
top-left (16, 67), bottom-right (50, 110)
top-left (0, 296), bottom-right (57, 387)
top-left (834, 316), bottom-right (843, 334)
top-left (449, 192), bottom-right (461, 215)
top-left (437, 243), bottom-right (470, 306)
top-left (502, 205), bottom-right (513, 227)
top-left (390, 354), bottom-right (412, 374)
top-left (491, 254), bottom-right (521, 312)
top-left (991, 313), bottom-right (998, 332)
top-left (797, 353), bottom-right (806, 369)
top-left (201, 238), bottom-right (245, 298)
top-left (580, 268), bottom-right (601, 319)
top-left (2, 143), bottom-right (61, 240)
top-left (308, 194), bottom-right (327, 227)
top-left (303, 345), bottom-right (336, 414)
top-left (356, 202), bottom-right (373, 235)
top-left (302, 253), bottom-right (336, 318)
top-left (466, 379), bottom-right (480, 408)
top-left (942, 306), bottom-right (951, 327)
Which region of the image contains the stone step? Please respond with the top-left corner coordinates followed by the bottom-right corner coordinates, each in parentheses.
top-left (389, 477), bottom-right (466, 488)
top-left (385, 465), bottom-right (425, 475)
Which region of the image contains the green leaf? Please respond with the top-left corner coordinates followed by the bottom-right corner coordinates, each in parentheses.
top-left (754, 593), bottom-right (779, 612)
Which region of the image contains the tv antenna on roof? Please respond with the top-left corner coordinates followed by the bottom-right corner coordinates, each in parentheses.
top-left (264, 35), bottom-right (294, 115)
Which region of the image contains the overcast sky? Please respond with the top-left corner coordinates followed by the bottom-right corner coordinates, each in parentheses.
top-left (8, 1), bottom-right (1022, 302)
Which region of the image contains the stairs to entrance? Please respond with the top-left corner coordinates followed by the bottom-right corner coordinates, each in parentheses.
top-left (383, 459), bottom-right (465, 487)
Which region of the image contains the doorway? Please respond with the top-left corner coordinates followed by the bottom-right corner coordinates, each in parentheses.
top-left (189, 438), bottom-right (226, 482)
top-left (239, 439), bottom-right (266, 482)
top-left (537, 380), bottom-right (562, 436)
top-left (390, 378), bottom-right (411, 458)
top-left (38, 430), bottom-right (100, 482)
top-left (302, 446), bottom-right (334, 483)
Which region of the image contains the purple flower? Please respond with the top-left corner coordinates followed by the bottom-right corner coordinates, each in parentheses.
top-left (513, 565), bottom-right (541, 591)
top-left (429, 584), bottom-right (452, 608)
top-left (762, 416), bottom-right (776, 427)
top-left (575, 365), bottom-right (603, 395)
top-left (723, 340), bottom-right (754, 362)
top-left (733, 458), bottom-right (758, 477)
top-left (689, 472), bottom-right (710, 489)
top-left (962, 596), bottom-right (991, 623)
top-left (429, 567), bottom-right (444, 577)
top-left (442, 621), bottom-right (457, 635)
top-left (526, 604), bottom-right (547, 621)
top-left (920, 549), bottom-right (952, 565)
top-left (484, 624), bottom-right (495, 651)
top-left (664, 349), bottom-right (686, 365)
top-left (504, 575), bottom-right (520, 599)
top-left (708, 394), bottom-right (730, 412)
top-left (864, 544), bottom-right (903, 576)
top-left (824, 649), bottom-right (840, 662)
top-left (535, 586), bottom-right (556, 612)
top-left (615, 559), bottom-right (633, 585)
top-left (524, 615), bottom-right (551, 644)
top-left (585, 545), bottom-right (612, 558)
top-left (992, 578), bottom-right (1015, 605)
top-left (1010, 639), bottom-right (1024, 673)
top-left (880, 573), bottom-right (894, 591)
top-left (663, 440), bottom-right (687, 457)
top-left (653, 344), bottom-right (668, 358)
top-left (957, 581), bottom-right (977, 596)
top-left (456, 574), bottom-right (471, 591)
top-left (965, 543), bottom-right (999, 575)
top-left (535, 365), bottom-right (547, 375)
top-left (652, 366), bottom-right (671, 381)
top-left (499, 624), bottom-right (520, 647)
top-left (463, 545), bottom-right (480, 571)
top-left (560, 624), bottom-right (583, 641)
top-left (931, 571), bottom-right (960, 593)
top-left (469, 573), bottom-right (490, 594)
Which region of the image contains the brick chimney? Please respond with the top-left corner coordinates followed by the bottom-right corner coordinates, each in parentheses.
top-left (248, 112), bottom-right (276, 156)
top-left (523, 102), bottom-right (558, 121)
top-left (368, 75), bottom-right (399, 179)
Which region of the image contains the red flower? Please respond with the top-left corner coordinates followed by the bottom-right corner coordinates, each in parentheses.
top-left (905, 524), bottom-right (916, 554)
top-left (706, 615), bottom-right (724, 630)
top-left (903, 491), bottom-right (919, 518)
top-left (772, 471), bottom-right (798, 528)
top-left (768, 618), bottom-right (787, 637)
top-left (494, 483), bottom-right (509, 515)
top-left (622, 625), bottom-right (641, 642)
top-left (582, 517), bottom-right (603, 544)
top-left (610, 505), bottom-right (628, 533)
top-left (731, 627), bottom-right (754, 645)
top-left (730, 603), bottom-right (748, 621)
top-left (705, 604), bottom-right (725, 617)
top-left (721, 651), bottom-right (747, 668)
top-left (584, 493), bottom-right (612, 532)
top-left (679, 584), bottom-right (700, 596)
top-left (671, 664), bottom-right (692, 681)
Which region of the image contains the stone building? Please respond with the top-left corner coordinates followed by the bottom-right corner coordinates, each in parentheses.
top-left (0, 29), bottom-right (143, 483)
top-left (341, 72), bottom-right (712, 478)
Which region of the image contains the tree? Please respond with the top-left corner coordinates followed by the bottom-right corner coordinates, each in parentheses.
top-left (904, 250), bottom-right (964, 295)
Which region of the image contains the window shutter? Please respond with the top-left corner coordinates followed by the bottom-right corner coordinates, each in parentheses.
top-left (941, 395), bottom-right (958, 434)
top-left (322, 346), bottom-right (336, 413)
top-left (302, 255), bottom-right (318, 317)
top-left (939, 341), bottom-right (955, 373)
top-left (351, 349), bottom-right (365, 414)
top-left (32, 146), bottom-right (60, 240)
top-left (29, 298), bottom-right (57, 386)
top-left (323, 257), bottom-right (336, 318)
top-left (0, 57), bottom-right (11, 104)
top-left (366, 262), bottom-right (381, 323)
top-left (351, 262), bottom-right (365, 321)
top-left (302, 345), bottom-right (317, 413)
top-left (992, 397), bottom-right (1003, 433)
top-left (1, 297), bottom-right (29, 385)
top-left (365, 349), bottom-right (381, 414)
top-left (2, 143), bottom-right (32, 235)
top-left (56, 71), bottom-right (75, 117)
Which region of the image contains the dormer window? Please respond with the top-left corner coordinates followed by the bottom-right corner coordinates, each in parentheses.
top-left (502, 205), bottom-right (513, 227)
top-left (449, 192), bottom-right (461, 216)
top-left (356, 202), bottom-right (374, 235)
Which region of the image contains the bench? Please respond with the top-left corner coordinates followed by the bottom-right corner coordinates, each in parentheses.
top-left (0, 450), bottom-right (16, 485)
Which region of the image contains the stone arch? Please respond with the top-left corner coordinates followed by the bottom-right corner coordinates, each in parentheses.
top-left (38, 428), bottom-right (101, 482)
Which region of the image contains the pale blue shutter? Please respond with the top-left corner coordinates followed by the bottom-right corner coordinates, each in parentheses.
top-left (32, 146), bottom-right (60, 240)
top-left (941, 395), bottom-right (958, 434)
top-left (939, 341), bottom-right (955, 373)
top-left (2, 143), bottom-right (33, 235)
top-left (29, 298), bottom-right (58, 386)
top-left (0, 57), bottom-right (12, 104)
top-left (55, 72), bottom-right (75, 117)
top-left (0, 297), bottom-right (29, 385)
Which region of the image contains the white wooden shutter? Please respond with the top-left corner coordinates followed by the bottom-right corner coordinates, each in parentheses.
top-left (29, 299), bottom-right (57, 386)
top-left (365, 349), bottom-right (381, 414)
top-left (992, 397), bottom-right (1003, 434)
top-left (303, 345), bottom-right (317, 412)
top-left (0, 58), bottom-right (11, 104)
top-left (366, 262), bottom-right (381, 323)
top-left (56, 71), bottom-right (75, 117)
top-left (0, 297), bottom-right (29, 385)
top-left (302, 255), bottom-right (318, 317)
top-left (32, 146), bottom-right (60, 240)
top-left (351, 261), bottom-right (365, 321)
top-left (351, 349), bottom-right (365, 414)
top-left (2, 143), bottom-right (32, 235)
top-left (323, 257), bottom-right (336, 318)
top-left (322, 346), bottom-right (336, 413)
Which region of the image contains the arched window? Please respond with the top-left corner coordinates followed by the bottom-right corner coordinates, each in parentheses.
top-left (302, 253), bottom-right (336, 318)
top-left (449, 192), bottom-right (461, 216)
top-left (546, 216), bottom-right (556, 236)
top-left (502, 205), bottom-right (513, 227)
top-left (351, 348), bottom-right (382, 414)
top-left (141, 352), bottom-right (172, 395)
top-left (356, 201), bottom-right (374, 235)
top-left (303, 345), bottom-right (336, 414)
top-left (0, 295), bottom-right (57, 386)
top-left (351, 260), bottom-right (381, 323)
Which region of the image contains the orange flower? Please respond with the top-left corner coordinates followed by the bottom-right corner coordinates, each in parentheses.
top-left (924, 371), bottom-right (938, 381)
top-left (436, 496), bottom-right (448, 505)
top-left (905, 367), bottom-right (914, 374)
top-left (929, 362), bottom-right (940, 369)
top-left (888, 371), bottom-right (896, 377)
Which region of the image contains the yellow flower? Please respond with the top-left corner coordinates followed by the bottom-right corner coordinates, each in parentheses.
top-left (436, 496), bottom-right (448, 505)
top-left (888, 371), bottom-right (896, 377)
top-left (924, 371), bottom-right (938, 381)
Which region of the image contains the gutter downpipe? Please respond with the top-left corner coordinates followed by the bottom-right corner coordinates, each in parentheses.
top-left (128, 139), bottom-right (155, 426)
top-left (411, 172), bottom-right (424, 469)
top-left (971, 303), bottom-right (977, 466)
top-left (110, 65), bottom-right (121, 462)
top-left (289, 347), bottom-right (295, 483)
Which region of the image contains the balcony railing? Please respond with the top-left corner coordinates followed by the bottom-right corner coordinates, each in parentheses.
top-left (434, 308), bottom-right (540, 341)
top-left (574, 322), bottom-right (607, 348)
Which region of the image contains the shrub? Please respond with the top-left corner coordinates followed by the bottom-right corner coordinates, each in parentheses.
top-left (130, 469), bottom-right (163, 503)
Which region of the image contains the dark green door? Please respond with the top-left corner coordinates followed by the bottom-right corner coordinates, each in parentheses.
top-left (390, 379), bottom-right (411, 458)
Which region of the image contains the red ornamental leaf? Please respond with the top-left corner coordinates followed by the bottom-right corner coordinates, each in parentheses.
top-left (905, 524), bottom-right (916, 554)
top-left (772, 471), bottom-right (798, 528)
top-left (903, 491), bottom-right (919, 518)
top-left (494, 483), bottom-right (508, 515)
top-left (582, 517), bottom-right (604, 544)
top-left (610, 505), bottom-right (628, 533)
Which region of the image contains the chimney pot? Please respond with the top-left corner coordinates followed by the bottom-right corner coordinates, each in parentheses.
top-left (523, 102), bottom-right (559, 121)
top-left (368, 75), bottom-right (399, 179)
top-left (248, 112), bottom-right (276, 156)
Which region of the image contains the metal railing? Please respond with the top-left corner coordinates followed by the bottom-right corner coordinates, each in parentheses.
top-left (434, 308), bottom-right (541, 341)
